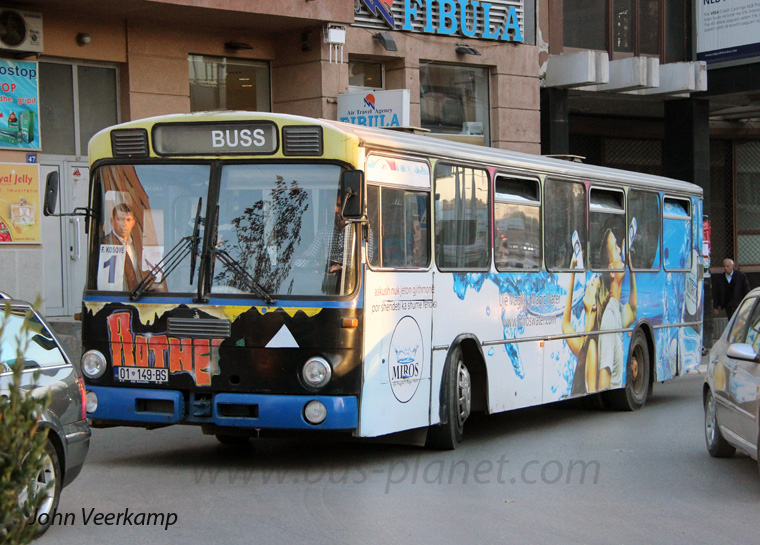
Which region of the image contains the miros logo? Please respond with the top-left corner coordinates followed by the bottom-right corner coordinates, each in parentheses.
top-left (388, 316), bottom-right (424, 403)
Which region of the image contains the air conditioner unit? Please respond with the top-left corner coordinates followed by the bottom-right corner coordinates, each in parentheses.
top-left (0, 9), bottom-right (43, 53)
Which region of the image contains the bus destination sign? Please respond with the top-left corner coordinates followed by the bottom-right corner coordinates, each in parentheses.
top-left (152, 121), bottom-right (278, 155)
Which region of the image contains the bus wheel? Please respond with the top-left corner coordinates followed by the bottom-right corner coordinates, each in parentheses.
top-left (215, 433), bottom-right (251, 446)
top-left (606, 330), bottom-right (650, 411)
top-left (426, 346), bottom-right (472, 450)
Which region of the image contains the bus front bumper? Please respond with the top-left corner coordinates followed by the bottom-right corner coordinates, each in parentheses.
top-left (85, 386), bottom-right (358, 430)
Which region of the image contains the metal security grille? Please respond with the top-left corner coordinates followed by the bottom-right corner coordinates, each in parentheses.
top-left (603, 138), bottom-right (663, 175)
top-left (736, 141), bottom-right (760, 266)
top-left (709, 139), bottom-right (733, 269)
top-left (353, 0), bottom-right (524, 40)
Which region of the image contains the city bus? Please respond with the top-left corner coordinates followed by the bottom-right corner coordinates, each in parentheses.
top-left (59, 111), bottom-right (703, 449)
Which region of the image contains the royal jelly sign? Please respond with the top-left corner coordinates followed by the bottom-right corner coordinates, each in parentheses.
top-left (338, 89), bottom-right (410, 128)
top-left (357, 0), bottom-right (523, 42)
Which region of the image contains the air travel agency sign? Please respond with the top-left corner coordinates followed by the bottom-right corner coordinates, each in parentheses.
top-left (356, 0), bottom-right (523, 42)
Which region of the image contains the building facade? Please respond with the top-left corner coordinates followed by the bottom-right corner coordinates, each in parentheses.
top-left (0, 0), bottom-right (540, 315)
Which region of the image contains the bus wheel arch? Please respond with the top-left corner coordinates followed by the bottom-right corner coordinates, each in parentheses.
top-left (605, 324), bottom-right (652, 411)
top-left (426, 336), bottom-right (487, 450)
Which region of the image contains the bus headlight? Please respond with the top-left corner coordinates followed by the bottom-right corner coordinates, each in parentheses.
top-left (304, 400), bottom-right (327, 425)
top-left (81, 350), bottom-right (107, 379)
top-left (302, 357), bottom-right (332, 389)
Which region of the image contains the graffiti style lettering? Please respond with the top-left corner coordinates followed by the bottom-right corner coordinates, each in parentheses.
top-left (107, 312), bottom-right (224, 387)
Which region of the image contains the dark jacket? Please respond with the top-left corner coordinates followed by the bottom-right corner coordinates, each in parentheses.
top-left (713, 269), bottom-right (750, 319)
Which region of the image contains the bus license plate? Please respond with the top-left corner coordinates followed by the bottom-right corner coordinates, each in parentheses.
top-left (116, 367), bottom-right (169, 384)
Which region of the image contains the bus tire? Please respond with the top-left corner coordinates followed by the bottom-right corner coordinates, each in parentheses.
top-left (426, 345), bottom-right (472, 450)
top-left (606, 329), bottom-right (650, 411)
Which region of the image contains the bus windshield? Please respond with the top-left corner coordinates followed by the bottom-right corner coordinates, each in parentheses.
top-left (91, 162), bottom-right (356, 298)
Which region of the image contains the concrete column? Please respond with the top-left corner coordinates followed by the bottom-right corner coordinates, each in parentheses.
top-left (664, 98), bottom-right (711, 346)
top-left (540, 87), bottom-right (569, 155)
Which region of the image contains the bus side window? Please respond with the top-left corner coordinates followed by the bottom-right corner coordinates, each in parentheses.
top-left (588, 188), bottom-right (625, 271)
top-left (367, 185), bottom-right (430, 269)
top-left (628, 190), bottom-right (660, 270)
top-left (434, 163), bottom-right (489, 271)
top-left (544, 179), bottom-right (586, 271)
top-left (663, 197), bottom-right (691, 271)
top-left (494, 176), bottom-right (541, 271)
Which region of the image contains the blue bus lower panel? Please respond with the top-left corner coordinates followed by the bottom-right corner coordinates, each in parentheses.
top-left (87, 386), bottom-right (185, 425)
top-left (86, 386), bottom-right (358, 430)
top-left (213, 393), bottom-right (358, 430)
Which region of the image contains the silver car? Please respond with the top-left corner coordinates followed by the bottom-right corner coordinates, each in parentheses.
top-left (704, 286), bottom-right (760, 471)
top-left (0, 295), bottom-right (91, 535)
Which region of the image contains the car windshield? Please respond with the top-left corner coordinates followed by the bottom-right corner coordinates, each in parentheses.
top-left (0, 308), bottom-right (65, 370)
top-left (91, 163), bottom-right (356, 298)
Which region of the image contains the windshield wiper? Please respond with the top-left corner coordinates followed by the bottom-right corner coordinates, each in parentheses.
top-left (130, 198), bottom-right (204, 301)
top-left (129, 235), bottom-right (193, 301)
top-left (206, 204), bottom-right (275, 305)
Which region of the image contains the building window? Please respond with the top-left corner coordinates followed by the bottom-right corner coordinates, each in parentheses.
top-left (188, 55), bottom-right (270, 112)
top-left (420, 63), bottom-right (490, 146)
top-left (39, 62), bottom-right (118, 156)
top-left (349, 61), bottom-right (384, 92)
top-left (561, 0), bottom-right (684, 60)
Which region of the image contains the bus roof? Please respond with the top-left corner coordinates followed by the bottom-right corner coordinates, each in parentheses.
top-left (323, 119), bottom-right (702, 197)
top-left (91, 111), bottom-right (702, 197)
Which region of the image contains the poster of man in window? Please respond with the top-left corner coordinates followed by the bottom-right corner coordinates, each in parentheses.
top-left (0, 163), bottom-right (40, 243)
top-left (0, 59), bottom-right (40, 150)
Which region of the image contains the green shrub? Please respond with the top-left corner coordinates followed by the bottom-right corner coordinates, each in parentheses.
top-left (0, 302), bottom-right (51, 544)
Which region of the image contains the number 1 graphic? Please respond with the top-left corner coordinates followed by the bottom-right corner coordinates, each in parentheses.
top-left (103, 255), bottom-right (117, 284)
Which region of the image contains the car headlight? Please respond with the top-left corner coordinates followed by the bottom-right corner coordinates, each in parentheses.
top-left (81, 350), bottom-right (107, 379)
top-left (302, 357), bottom-right (332, 389)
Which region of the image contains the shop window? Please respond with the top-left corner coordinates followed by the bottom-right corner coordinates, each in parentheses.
top-left (349, 61), bottom-right (384, 91)
top-left (544, 179), bottom-right (586, 271)
top-left (189, 55), bottom-right (270, 112)
top-left (420, 63), bottom-right (490, 146)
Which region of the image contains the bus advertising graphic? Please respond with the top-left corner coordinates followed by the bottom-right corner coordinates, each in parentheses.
top-left (0, 59), bottom-right (40, 150)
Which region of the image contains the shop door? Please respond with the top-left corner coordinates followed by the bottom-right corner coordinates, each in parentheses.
top-left (41, 161), bottom-right (88, 316)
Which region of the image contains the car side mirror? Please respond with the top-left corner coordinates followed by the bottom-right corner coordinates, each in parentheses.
top-left (339, 169), bottom-right (365, 221)
top-left (43, 171), bottom-right (59, 216)
top-left (726, 343), bottom-right (760, 362)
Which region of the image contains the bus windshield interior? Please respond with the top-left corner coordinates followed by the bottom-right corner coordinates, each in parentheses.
top-left (90, 163), bottom-right (356, 298)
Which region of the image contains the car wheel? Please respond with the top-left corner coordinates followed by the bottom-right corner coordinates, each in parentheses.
top-left (606, 330), bottom-right (650, 411)
top-left (426, 345), bottom-right (471, 450)
top-left (31, 441), bottom-right (62, 536)
top-left (704, 389), bottom-right (736, 458)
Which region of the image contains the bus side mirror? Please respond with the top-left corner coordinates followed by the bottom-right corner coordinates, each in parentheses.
top-left (43, 171), bottom-right (59, 216)
top-left (340, 169), bottom-right (365, 221)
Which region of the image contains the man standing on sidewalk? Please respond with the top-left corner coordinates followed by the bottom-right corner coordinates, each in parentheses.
top-left (713, 258), bottom-right (750, 320)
